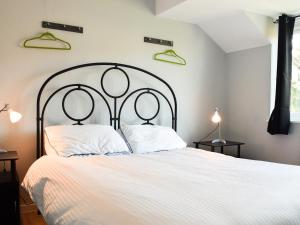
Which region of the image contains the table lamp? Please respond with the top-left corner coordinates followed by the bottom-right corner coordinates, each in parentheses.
top-left (0, 104), bottom-right (22, 123)
top-left (211, 108), bottom-right (226, 144)
top-left (0, 104), bottom-right (22, 153)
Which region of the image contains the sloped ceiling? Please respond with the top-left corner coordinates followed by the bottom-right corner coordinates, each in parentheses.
top-left (155, 0), bottom-right (186, 14)
top-left (156, 0), bottom-right (300, 53)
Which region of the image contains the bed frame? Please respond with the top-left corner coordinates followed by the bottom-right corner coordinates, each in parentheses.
top-left (36, 63), bottom-right (177, 158)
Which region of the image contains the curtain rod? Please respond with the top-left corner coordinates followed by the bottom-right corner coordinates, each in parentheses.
top-left (273, 14), bottom-right (300, 23)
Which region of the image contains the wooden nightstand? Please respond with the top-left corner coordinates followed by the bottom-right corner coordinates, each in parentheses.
top-left (193, 141), bottom-right (245, 158)
top-left (0, 151), bottom-right (20, 225)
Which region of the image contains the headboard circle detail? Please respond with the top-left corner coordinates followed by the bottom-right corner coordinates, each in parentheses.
top-left (62, 87), bottom-right (95, 125)
top-left (100, 66), bottom-right (130, 98)
top-left (134, 91), bottom-right (160, 122)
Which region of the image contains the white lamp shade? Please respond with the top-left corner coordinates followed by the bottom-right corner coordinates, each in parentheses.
top-left (9, 110), bottom-right (22, 123)
top-left (211, 110), bottom-right (221, 123)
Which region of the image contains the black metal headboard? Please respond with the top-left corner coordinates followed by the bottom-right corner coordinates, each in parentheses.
top-left (36, 63), bottom-right (177, 158)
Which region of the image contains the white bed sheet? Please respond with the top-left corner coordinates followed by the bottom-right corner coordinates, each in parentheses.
top-left (22, 148), bottom-right (300, 225)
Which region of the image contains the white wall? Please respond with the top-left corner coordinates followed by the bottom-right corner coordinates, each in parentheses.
top-left (226, 45), bottom-right (300, 164)
top-left (0, 0), bottom-right (226, 179)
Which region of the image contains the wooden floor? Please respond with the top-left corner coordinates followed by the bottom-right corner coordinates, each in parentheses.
top-left (20, 188), bottom-right (47, 225)
top-left (21, 212), bottom-right (47, 225)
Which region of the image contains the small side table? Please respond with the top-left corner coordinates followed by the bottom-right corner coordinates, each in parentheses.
top-left (193, 141), bottom-right (245, 158)
top-left (0, 151), bottom-right (20, 225)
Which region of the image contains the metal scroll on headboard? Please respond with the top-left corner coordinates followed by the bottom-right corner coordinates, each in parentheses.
top-left (36, 63), bottom-right (177, 158)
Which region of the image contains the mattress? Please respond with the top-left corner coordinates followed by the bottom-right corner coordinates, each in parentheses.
top-left (22, 148), bottom-right (300, 225)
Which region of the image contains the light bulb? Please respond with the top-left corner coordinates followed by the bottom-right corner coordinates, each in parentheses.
top-left (211, 109), bottom-right (221, 123)
top-left (9, 110), bottom-right (22, 123)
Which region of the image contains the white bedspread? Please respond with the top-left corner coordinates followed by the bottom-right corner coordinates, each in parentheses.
top-left (22, 148), bottom-right (300, 225)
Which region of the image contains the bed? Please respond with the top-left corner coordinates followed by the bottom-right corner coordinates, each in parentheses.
top-left (22, 63), bottom-right (300, 225)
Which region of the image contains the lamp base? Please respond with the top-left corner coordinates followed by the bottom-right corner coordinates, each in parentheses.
top-left (212, 139), bottom-right (226, 144)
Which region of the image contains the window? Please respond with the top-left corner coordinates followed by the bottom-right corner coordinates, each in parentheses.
top-left (291, 22), bottom-right (300, 121)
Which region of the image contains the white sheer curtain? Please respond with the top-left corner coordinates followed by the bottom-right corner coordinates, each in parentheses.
top-left (291, 18), bottom-right (300, 121)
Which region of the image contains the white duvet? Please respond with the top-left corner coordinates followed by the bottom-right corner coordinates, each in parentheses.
top-left (22, 148), bottom-right (300, 225)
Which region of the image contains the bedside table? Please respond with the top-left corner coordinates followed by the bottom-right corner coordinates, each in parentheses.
top-left (193, 141), bottom-right (245, 158)
top-left (0, 151), bottom-right (20, 225)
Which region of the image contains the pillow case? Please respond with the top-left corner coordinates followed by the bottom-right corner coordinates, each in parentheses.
top-left (116, 129), bottom-right (133, 153)
top-left (44, 132), bottom-right (59, 156)
top-left (120, 124), bottom-right (187, 154)
top-left (44, 124), bottom-right (130, 157)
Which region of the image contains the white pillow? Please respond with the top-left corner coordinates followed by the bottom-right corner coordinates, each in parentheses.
top-left (44, 132), bottom-right (59, 156)
top-left (44, 125), bottom-right (130, 157)
top-left (120, 124), bottom-right (187, 154)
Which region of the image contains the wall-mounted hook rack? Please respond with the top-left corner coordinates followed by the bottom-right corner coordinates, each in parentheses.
top-left (42, 21), bottom-right (83, 33)
top-left (144, 37), bottom-right (173, 47)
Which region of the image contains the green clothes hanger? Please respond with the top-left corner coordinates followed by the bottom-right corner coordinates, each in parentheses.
top-left (23, 32), bottom-right (71, 50)
top-left (153, 49), bottom-right (186, 65)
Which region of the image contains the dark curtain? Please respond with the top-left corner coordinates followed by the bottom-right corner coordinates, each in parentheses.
top-left (267, 14), bottom-right (295, 135)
